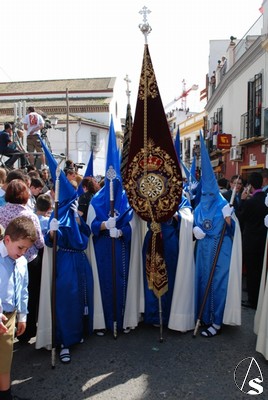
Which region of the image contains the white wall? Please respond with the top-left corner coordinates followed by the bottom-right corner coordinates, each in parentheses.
top-left (208, 54), bottom-right (265, 142)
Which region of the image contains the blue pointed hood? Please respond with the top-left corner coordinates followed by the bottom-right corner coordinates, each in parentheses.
top-left (199, 131), bottom-right (218, 196)
top-left (90, 115), bottom-right (132, 225)
top-left (197, 131), bottom-right (227, 212)
top-left (105, 115), bottom-right (121, 182)
top-left (77, 151), bottom-right (94, 195)
top-left (174, 126), bottom-right (181, 162)
top-left (40, 138), bottom-right (77, 226)
top-left (190, 154), bottom-right (197, 183)
top-left (40, 138), bottom-right (76, 203)
top-left (84, 151), bottom-right (94, 178)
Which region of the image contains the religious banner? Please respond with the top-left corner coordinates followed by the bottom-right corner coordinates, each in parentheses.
top-left (124, 43), bottom-right (183, 297)
top-left (120, 102), bottom-right (133, 184)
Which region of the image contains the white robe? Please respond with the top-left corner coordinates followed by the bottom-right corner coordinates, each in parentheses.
top-left (254, 232), bottom-right (268, 359)
top-left (87, 205), bottom-right (145, 331)
top-left (123, 212), bottom-right (145, 329)
top-left (168, 207), bottom-right (195, 331)
top-left (222, 213), bottom-right (242, 326)
top-left (86, 205), bottom-right (107, 331)
top-left (35, 245), bottom-right (53, 350)
top-left (36, 227), bottom-right (106, 350)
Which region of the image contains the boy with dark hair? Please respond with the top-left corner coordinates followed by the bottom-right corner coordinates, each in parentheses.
top-left (0, 216), bottom-right (37, 400)
top-left (26, 178), bottom-right (44, 212)
top-left (35, 194), bottom-right (52, 236)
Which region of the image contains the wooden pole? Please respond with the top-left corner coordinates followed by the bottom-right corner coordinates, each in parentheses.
top-left (51, 164), bottom-right (61, 368)
top-left (66, 88), bottom-right (69, 158)
top-left (192, 222), bottom-right (227, 338)
top-left (106, 166), bottom-right (117, 339)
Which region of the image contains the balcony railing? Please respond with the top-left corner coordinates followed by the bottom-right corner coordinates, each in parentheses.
top-left (184, 149), bottom-right (190, 159)
top-left (240, 106), bottom-right (262, 140)
top-left (234, 15), bottom-right (263, 63)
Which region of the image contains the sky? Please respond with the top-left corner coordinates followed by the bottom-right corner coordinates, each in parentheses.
top-left (0, 0), bottom-right (262, 118)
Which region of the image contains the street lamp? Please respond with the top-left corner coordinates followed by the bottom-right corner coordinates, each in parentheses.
top-left (49, 115), bottom-right (66, 132)
top-left (50, 115), bottom-right (58, 128)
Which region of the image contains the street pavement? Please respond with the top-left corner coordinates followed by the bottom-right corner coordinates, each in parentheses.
top-left (11, 305), bottom-right (268, 400)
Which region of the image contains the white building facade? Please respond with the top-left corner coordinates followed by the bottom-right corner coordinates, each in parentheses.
top-left (0, 77), bottom-right (124, 176)
top-left (204, 3), bottom-right (267, 181)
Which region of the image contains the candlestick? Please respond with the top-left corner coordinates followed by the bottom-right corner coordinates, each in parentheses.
top-left (230, 187), bottom-right (236, 205)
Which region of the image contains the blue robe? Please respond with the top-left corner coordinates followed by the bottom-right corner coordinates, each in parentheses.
top-left (89, 179), bottom-right (133, 331)
top-left (143, 196), bottom-right (191, 325)
top-left (194, 193), bottom-right (235, 325)
top-left (45, 215), bottom-right (93, 347)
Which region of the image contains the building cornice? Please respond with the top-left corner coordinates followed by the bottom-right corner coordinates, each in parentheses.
top-left (205, 36), bottom-right (265, 112)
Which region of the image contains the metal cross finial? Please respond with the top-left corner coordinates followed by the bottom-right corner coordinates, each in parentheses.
top-left (106, 165), bottom-right (116, 182)
top-left (124, 75), bottom-right (131, 105)
top-left (139, 6), bottom-right (152, 44)
top-left (139, 6), bottom-right (151, 22)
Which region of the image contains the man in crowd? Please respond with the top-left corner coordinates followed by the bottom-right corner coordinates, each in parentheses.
top-left (23, 107), bottom-right (47, 169)
top-left (0, 123), bottom-right (27, 170)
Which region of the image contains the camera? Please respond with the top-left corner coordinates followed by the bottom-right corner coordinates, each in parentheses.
top-left (41, 119), bottom-right (52, 137)
top-left (74, 163), bottom-right (85, 170)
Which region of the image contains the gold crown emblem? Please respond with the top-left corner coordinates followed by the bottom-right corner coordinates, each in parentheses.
top-left (139, 155), bottom-right (163, 171)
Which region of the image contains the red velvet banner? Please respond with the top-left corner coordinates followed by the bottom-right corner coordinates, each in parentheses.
top-left (124, 44), bottom-right (183, 297)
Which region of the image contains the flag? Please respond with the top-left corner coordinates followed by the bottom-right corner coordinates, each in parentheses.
top-left (124, 44), bottom-right (183, 297)
top-left (120, 103), bottom-right (133, 184)
top-left (200, 87), bottom-right (207, 102)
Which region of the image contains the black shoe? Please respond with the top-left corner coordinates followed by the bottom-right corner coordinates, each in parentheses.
top-left (17, 335), bottom-right (31, 344)
top-left (242, 300), bottom-right (256, 309)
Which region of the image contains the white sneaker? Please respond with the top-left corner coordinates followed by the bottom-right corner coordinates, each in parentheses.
top-left (95, 330), bottom-right (105, 336)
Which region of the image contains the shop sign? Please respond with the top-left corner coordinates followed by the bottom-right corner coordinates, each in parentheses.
top-left (217, 133), bottom-right (232, 149)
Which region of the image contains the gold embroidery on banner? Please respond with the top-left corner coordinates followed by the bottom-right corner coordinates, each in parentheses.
top-left (146, 249), bottom-right (168, 297)
top-left (138, 51), bottom-right (158, 101)
top-left (140, 173), bottom-right (165, 200)
top-left (124, 141), bottom-right (182, 221)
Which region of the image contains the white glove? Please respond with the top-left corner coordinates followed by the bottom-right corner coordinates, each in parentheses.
top-left (189, 181), bottom-right (199, 191)
top-left (70, 200), bottom-right (79, 218)
top-left (222, 204), bottom-right (234, 218)
top-left (265, 194), bottom-right (268, 207)
top-left (193, 226), bottom-right (206, 240)
top-left (104, 217), bottom-right (116, 229)
top-left (264, 215), bottom-right (268, 228)
top-left (50, 218), bottom-right (59, 231)
top-left (109, 227), bottom-right (122, 238)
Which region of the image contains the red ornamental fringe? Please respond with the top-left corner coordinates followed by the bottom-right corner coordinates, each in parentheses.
top-left (146, 230), bottom-right (168, 298)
